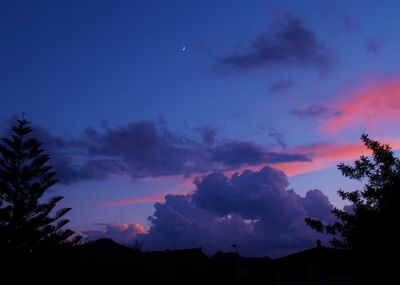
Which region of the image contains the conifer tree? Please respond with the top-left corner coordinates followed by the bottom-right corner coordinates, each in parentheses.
top-left (0, 118), bottom-right (80, 254)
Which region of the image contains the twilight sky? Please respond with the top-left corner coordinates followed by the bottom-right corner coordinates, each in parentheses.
top-left (2, 0), bottom-right (400, 257)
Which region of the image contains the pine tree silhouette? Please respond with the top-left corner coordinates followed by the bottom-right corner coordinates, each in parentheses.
top-left (0, 119), bottom-right (80, 255)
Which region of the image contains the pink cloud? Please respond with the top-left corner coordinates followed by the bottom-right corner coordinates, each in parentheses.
top-left (272, 161), bottom-right (326, 176)
top-left (132, 223), bottom-right (146, 234)
top-left (324, 79), bottom-right (400, 133)
top-left (270, 145), bottom-right (354, 176)
top-left (83, 222), bottom-right (146, 243)
top-left (116, 223), bottom-right (146, 234)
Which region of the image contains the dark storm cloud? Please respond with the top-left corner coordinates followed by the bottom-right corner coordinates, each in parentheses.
top-left (0, 118), bottom-right (309, 184)
top-left (291, 104), bottom-right (340, 120)
top-left (143, 166), bottom-right (334, 257)
top-left (268, 79), bottom-right (295, 94)
top-left (216, 13), bottom-right (335, 74)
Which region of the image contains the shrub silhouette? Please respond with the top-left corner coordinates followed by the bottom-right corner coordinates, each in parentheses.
top-left (0, 118), bottom-right (80, 255)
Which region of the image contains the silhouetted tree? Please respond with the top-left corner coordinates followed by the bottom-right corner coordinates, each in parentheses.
top-left (130, 238), bottom-right (144, 252)
top-left (0, 119), bottom-right (80, 255)
top-left (306, 134), bottom-right (399, 280)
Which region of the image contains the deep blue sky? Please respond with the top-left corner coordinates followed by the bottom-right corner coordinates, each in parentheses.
top-left (2, 0), bottom-right (400, 256)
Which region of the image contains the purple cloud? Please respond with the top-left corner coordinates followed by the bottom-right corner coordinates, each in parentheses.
top-left (216, 13), bottom-right (335, 74)
top-left (0, 118), bottom-right (310, 184)
top-left (302, 189), bottom-right (334, 222)
top-left (291, 104), bottom-right (340, 120)
top-left (211, 141), bottom-right (309, 168)
top-left (144, 166), bottom-right (334, 257)
top-left (268, 79), bottom-right (295, 94)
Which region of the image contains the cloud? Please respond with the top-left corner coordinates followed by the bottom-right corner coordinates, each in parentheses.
top-left (268, 130), bottom-right (287, 148)
top-left (8, 116), bottom-right (400, 185)
top-left (21, 125), bottom-right (117, 184)
top-left (323, 79), bottom-right (400, 134)
top-left (26, 119), bottom-right (400, 184)
top-left (211, 141), bottom-right (310, 168)
top-left (272, 141), bottom-right (373, 176)
top-left (302, 190), bottom-right (334, 222)
top-left (83, 223), bottom-right (145, 245)
top-left (1, 119), bottom-right (308, 184)
top-left (143, 166), bottom-right (334, 257)
top-left (217, 137), bottom-right (398, 179)
top-left (366, 38), bottom-right (383, 56)
top-left (216, 13), bottom-right (335, 74)
top-left (292, 104), bottom-right (341, 120)
top-left (268, 79), bottom-right (295, 94)
top-left (80, 121), bottom-right (206, 178)
top-left (273, 138), bottom-right (400, 175)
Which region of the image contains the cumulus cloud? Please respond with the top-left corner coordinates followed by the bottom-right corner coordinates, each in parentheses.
top-left (292, 104), bottom-right (340, 120)
top-left (0, 119), bottom-right (308, 184)
top-left (302, 189), bottom-right (334, 222)
top-left (216, 13), bottom-right (335, 74)
top-left (143, 166), bottom-right (334, 257)
top-left (83, 223), bottom-right (145, 245)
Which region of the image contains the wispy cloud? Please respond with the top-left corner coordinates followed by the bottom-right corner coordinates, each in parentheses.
top-left (323, 79), bottom-right (400, 134)
top-left (268, 79), bottom-right (295, 94)
top-left (274, 138), bottom-right (400, 175)
top-left (292, 104), bottom-right (340, 120)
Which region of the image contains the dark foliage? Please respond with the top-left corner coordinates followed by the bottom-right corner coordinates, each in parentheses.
top-left (0, 119), bottom-right (80, 255)
top-left (306, 134), bottom-right (399, 281)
